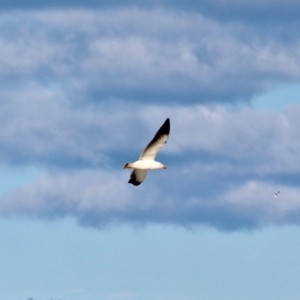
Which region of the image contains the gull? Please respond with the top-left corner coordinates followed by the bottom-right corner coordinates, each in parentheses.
top-left (274, 191), bottom-right (280, 197)
top-left (123, 118), bottom-right (170, 186)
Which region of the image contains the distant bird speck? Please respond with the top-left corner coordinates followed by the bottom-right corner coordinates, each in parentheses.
top-left (274, 191), bottom-right (280, 197)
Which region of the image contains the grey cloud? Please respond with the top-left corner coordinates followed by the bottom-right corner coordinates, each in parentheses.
top-left (2, 167), bottom-right (300, 231)
top-left (1, 103), bottom-right (300, 230)
top-left (1, 9), bottom-right (300, 105)
top-left (1, 7), bottom-right (300, 231)
top-left (2, 85), bottom-right (300, 174)
top-left (0, 89), bottom-right (143, 167)
top-left (140, 105), bottom-right (300, 174)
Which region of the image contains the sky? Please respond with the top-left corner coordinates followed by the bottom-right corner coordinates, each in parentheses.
top-left (1, 1), bottom-right (300, 299)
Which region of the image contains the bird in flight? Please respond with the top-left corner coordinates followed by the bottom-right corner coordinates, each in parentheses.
top-left (123, 118), bottom-right (170, 186)
top-left (274, 191), bottom-right (280, 197)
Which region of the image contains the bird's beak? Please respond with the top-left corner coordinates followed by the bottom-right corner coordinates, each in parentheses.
top-left (162, 165), bottom-right (167, 169)
top-left (123, 163), bottom-right (133, 169)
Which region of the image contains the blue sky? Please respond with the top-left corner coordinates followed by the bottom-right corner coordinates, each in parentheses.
top-left (1, 1), bottom-right (300, 299)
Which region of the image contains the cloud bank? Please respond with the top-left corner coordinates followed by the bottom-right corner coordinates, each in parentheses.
top-left (1, 7), bottom-right (300, 231)
top-left (1, 9), bottom-right (300, 104)
top-left (2, 103), bottom-right (300, 230)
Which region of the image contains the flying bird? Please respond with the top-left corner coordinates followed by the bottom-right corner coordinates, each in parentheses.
top-left (123, 118), bottom-right (170, 186)
top-left (274, 191), bottom-right (280, 197)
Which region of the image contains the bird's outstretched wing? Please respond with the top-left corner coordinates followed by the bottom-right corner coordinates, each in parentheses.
top-left (140, 118), bottom-right (170, 161)
top-left (128, 169), bottom-right (148, 186)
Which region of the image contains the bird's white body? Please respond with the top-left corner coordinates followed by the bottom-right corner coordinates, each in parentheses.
top-left (126, 160), bottom-right (165, 170)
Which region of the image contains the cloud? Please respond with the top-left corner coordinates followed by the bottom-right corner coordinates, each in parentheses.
top-left (1, 102), bottom-right (300, 231)
top-left (1, 7), bottom-right (300, 231)
top-left (1, 9), bottom-right (300, 105)
top-left (2, 163), bottom-right (300, 231)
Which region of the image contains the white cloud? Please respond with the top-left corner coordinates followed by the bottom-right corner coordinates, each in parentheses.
top-left (2, 91), bottom-right (300, 175)
top-left (1, 99), bottom-right (300, 203)
top-left (1, 8), bottom-right (300, 103)
top-left (222, 181), bottom-right (300, 224)
top-left (1, 8), bottom-right (300, 231)
top-left (1, 141), bottom-right (300, 230)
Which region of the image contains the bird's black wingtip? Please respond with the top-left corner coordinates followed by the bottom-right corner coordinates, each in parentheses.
top-left (161, 118), bottom-right (170, 135)
top-left (128, 178), bottom-right (142, 186)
